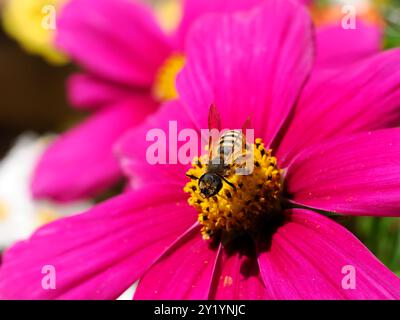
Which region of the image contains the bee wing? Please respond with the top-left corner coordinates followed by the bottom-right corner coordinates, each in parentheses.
top-left (241, 113), bottom-right (253, 149)
top-left (208, 103), bottom-right (221, 131)
top-left (241, 114), bottom-right (252, 133)
top-left (208, 104), bottom-right (222, 160)
top-left (230, 113), bottom-right (254, 167)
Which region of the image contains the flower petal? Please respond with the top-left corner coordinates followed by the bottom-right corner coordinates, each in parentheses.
top-left (276, 49), bottom-right (400, 166)
top-left (175, 0), bottom-right (262, 49)
top-left (211, 237), bottom-right (268, 300)
top-left (56, 0), bottom-right (172, 87)
top-left (116, 100), bottom-right (197, 190)
top-left (177, 0), bottom-right (314, 145)
top-left (0, 185), bottom-right (196, 299)
top-left (286, 128), bottom-right (400, 217)
top-left (32, 97), bottom-right (157, 201)
top-left (315, 21), bottom-right (382, 69)
top-left (134, 227), bottom-right (219, 300)
top-left (67, 73), bottom-right (137, 110)
top-left (258, 209), bottom-right (400, 299)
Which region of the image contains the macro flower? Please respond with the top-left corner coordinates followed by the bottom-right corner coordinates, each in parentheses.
top-left (31, 0), bottom-right (383, 202)
top-left (1, 0), bottom-right (400, 300)
top-left (0, 134), bottom-right (90, 250)
top-left (2, 0), bottom-right (67, 64)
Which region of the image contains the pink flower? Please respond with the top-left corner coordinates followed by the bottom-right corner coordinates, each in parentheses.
top-left (31, 0), bottom-right (383, 202)
top-left (7, 0), bottom-right (400, 300)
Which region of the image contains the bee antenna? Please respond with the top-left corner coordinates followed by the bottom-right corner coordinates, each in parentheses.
top-left (218, 175), bottom-right (237, 192)
top-left (186, 173), bottom-right (199, 180)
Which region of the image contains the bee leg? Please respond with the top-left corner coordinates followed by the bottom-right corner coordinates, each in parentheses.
top-left (186, 173), bottom-right (199, 180)
top-left (219, 176), bottom-right (237, 192)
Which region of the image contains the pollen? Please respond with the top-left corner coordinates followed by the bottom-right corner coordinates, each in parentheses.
top-left (153, 53), bottom-right (185, 102)
top-left (184, 138), bottom-right (283, 240)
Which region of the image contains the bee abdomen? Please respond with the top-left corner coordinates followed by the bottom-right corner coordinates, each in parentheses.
top-left (217, 130), bottom-right (244, 155)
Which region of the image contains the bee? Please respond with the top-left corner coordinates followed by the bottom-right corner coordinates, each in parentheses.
top-left (187, 104), bottom-right (251, 198)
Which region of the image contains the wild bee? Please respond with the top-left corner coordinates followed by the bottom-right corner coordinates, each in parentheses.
top-left (186, 104), bottom-right (251, 198)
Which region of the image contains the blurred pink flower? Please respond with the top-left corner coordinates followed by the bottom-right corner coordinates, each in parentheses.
top-left (2, 0), bottom-right (400, 299)
top-left (31, 0), bottom-right (383, 202)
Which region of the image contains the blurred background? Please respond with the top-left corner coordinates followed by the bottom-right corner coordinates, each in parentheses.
top-left (0, 4), bottom-right (77, 158)
top-left (0, 0), bottom-right (399, 274)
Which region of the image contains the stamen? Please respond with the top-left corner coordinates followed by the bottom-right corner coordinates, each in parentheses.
top-left (184, 138), bottom-right (283, 240)
top-left (153, 53), bottom-right (185, 102)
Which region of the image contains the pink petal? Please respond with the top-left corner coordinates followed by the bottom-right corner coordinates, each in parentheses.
top-left (67, 73), bottom-right (137, 110)
top-left (286, 128), bottom-right (400, 217)
top-left (32, 97), bottom-right (157, 201)
top-left (315, 21), bottom-right (382, 69)
top-left (56, 0), bottom-right (172, 87)
top-left (0, 185), bottom-right (196, 299)
top-left (258, 209), bottom-right (400, 299)
top-left (134, 227), bottom-right (219, 300)
top-left (212, 239), bottom-right (268, 300)
top-left (116, 100), bottom-right (197, 190)
top-left (176, 0), bottom-right (314, 145)
top-left (175, 0), bottom-right (263, 50)
top-left (276, 49), bottom-right (400, 166)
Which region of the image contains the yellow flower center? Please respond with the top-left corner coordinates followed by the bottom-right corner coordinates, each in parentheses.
top-left (154, 0), bottom-right (182, 34)
top-left (153, 54), bottom-right (185, 102)
top-left (184, 138), bottom-right (283, 240)
top-left (36, 208), bottom-right (61, 226)
top-left (0, 201), bottom-right (9, 222)
top-left (2, 0), bottom-right (68, 65)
